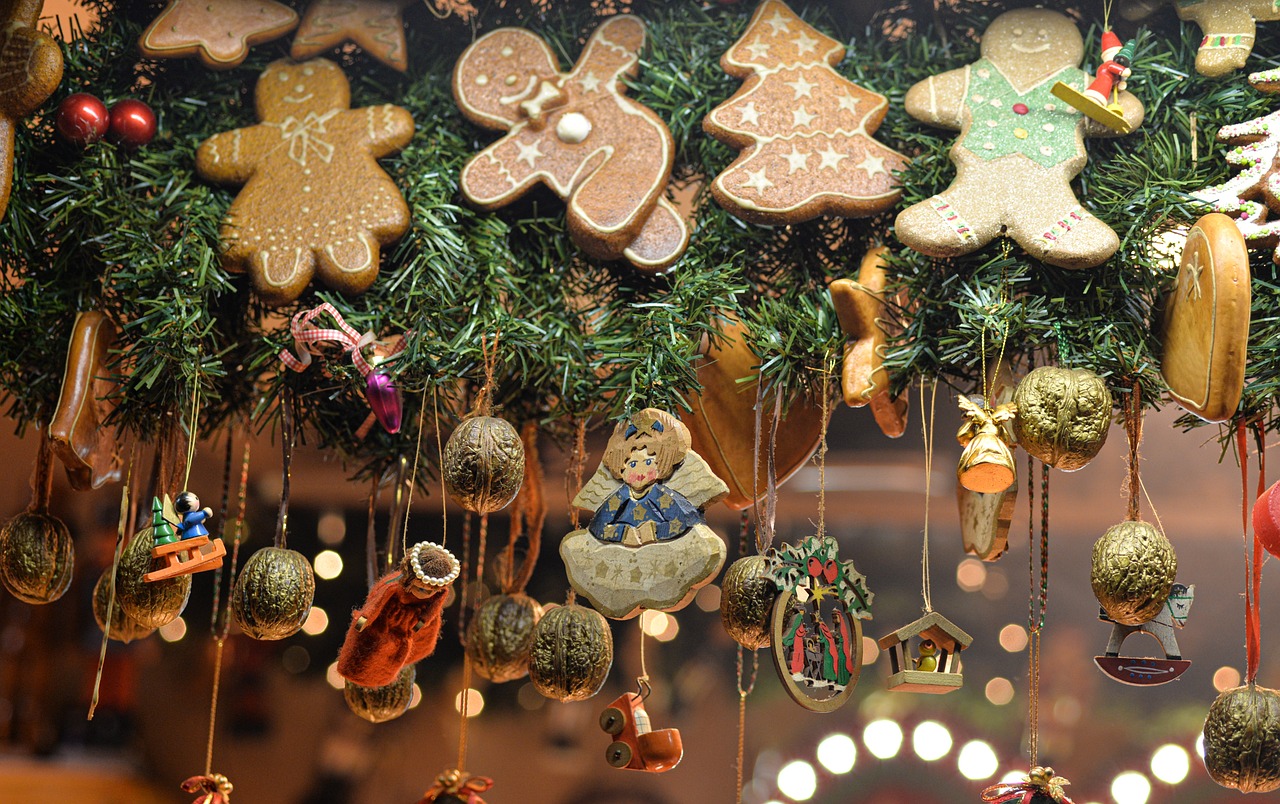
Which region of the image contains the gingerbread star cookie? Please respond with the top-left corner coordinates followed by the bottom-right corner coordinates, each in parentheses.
top-left (139, 0), bottom-right (298, 70)
top-left (453, 15), bottom-right (690, 273)
top-left (291, 0), bottom-right (413, 72)
top-left (0, 0), bottom-right (64, 222)
top-left (829, 247), bottom-right (908, 437)
top-left (703, 0), bottom-right (908, 224)
top-left (195, 59), bottom-right (414, 305)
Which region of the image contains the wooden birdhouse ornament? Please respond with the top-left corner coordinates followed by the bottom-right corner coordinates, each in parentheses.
top-left (877, 610), bottom-right (972, 694)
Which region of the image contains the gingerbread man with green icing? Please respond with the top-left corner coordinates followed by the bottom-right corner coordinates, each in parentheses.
top-left (895, 8), bottom-right (1143, 270)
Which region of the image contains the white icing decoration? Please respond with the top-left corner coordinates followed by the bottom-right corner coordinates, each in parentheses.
top-left (557, 112), bottom-right (592, 143)
top-left (786, 75), bottom-right (816, 99)
top-left (516, 140), bottom-right (544, 167)
top-left (742, 168), bottom-right (774, 192)
top-left (739, 102), bottom-right (761, 126)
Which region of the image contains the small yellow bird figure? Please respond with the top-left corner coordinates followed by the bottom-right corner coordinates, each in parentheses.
top-left (914, 638), bottom-right (938, 672)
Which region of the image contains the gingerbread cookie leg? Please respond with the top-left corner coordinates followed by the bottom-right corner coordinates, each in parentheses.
top-left (566, 127), bottom-right (671, 261)
top-left (893, 160), bottom-right (1006, 260)
top-left (621, 197), bottom-right (689, 273)
top-left (1184, 4), bottom-right (1258, 78)
top-left (1001, 163), bottom-right (1119, 269)
top-left (247, 245), bottom-right (318, 306)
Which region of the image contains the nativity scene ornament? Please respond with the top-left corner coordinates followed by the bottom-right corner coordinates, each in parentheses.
top-left (560, 409), bottom-right (729, 620)
top-left (767, 533), bottom-right (873, 712)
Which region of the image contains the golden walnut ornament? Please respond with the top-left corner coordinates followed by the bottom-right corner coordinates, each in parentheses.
top-left (529, 602), bottom-right (613, 702)
top-left (466, 592), bottom-right (543, 683)
top-left (719, 555), bottom-right (776, 650)
top-left (232, 547), bottom-right (315, 640)
top-left (443, 416), bottom-right (525, 514)
top-left (344, 664), bottom-right (415, 723)
top-left (93, 569), bottom-right (155, 643)
top-left (1203, 684), bottom-right (1280, 793)
top-left (0, 511), bottom-right (74, 604)
top-left (1013, 366), bottom-right (1112, 471)
top-left (117, 526), bottom-right (190, 628)
top-left (1090, 520), bottom-right (1177, 625)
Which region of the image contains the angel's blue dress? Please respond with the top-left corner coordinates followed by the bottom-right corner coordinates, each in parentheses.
top-left (588, 483), bottom-right (703, 543)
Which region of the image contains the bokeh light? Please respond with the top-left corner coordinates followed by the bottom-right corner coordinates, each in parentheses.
top-left (313, 549), bottom-right (343, 580)
top-left (816, 733), bottom-right (856, 774)
top-left (1213, 665), bottom-right (1241, 692)
top-left (1111, 771), bottom-right (1151, 804)
top-left (301, 607), bottom-right (328, 635)
top-left (985, 677), bottom-right (1014, 706)
top-left (913, 721), bottom-right (952, 761)
top-left (1151, 744), bottom-right (1190, 784)
top-left (956, 559), bottom-right (987, 592)
top-left (863, 720), bottom-right (903, 760)
top-left (777, 760), bottom-right (817, 801)
top-left (958, 740), bottom-right (999, 780)
top-left (999, 623), bottom-right (1028, 652)
top-left (454, 688), bottom-right (484, 717)
top-left (158, 616), bottom-right (187, 643)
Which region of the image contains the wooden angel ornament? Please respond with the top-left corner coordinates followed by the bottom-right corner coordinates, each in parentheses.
top-left (560, 409), bottom-right (729, 620)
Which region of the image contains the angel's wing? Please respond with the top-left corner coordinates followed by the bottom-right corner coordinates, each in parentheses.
top-left (571, 464), bottom-right (620, 513)
top-left (666, 450), bottom-right (730, 510)
top-left (957, 395), bottom-right (984, 419)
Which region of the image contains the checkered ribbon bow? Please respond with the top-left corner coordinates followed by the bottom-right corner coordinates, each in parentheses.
top-left (278, 303), bottom-right (398, 377)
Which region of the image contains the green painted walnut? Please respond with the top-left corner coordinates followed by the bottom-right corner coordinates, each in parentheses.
top-left (1013, 366), bottom-right (1112, 471)
top-left (1090, 520), bottom-right (1177, 625)
top-left (1204, 684), bottom-right (1280, 792)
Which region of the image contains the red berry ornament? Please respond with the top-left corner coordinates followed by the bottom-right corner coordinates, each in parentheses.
top-left (56, 93), bottom-right (109, 146)
top-left (108, 99), bottom-right (156, 148)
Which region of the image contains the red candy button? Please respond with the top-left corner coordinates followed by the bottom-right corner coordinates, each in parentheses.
top-left (1013, 103), bottom-right (1029, 115)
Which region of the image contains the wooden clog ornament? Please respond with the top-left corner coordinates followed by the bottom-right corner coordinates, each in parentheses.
top-left (560, 409), bottom-right (729, 619)
top-left (1160, 213), bottom-right (1251, 423)
top-left (599, 691), bottom-right (683, 773)
top-left (49, 311), bottom-right (122, 490)
top-left (1094, 582), bottom-right (1194, 686)
top-left (956, 395), bottom-right (1017, 494)
top-left (829, 246), bottom-right (909, 437)
top-left (682, 314), bottom-right (823, 510)
top-left (767, 533), bottom-right (873, 712)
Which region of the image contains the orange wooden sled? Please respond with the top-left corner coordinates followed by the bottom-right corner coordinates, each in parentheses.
top-left (144, 536), bottom-right (227, 582)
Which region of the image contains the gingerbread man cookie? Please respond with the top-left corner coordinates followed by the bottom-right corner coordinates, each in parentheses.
top-left (195, 59), bottom-right (414, 305)
top-left (895, 9), bottom-right (1144, 270)
top-left (139, 0), bottom-right (298, 71)
top-left (703, 0), bottom-right (908, 224)
top-left (291, 0), bottom-right (413, 72)
top-left (1124, 0), bottom-right (1279, 77)
top-left (0, 0), bottom-right (63, 222)
top-left (453, 15), bottom-right (689, 273)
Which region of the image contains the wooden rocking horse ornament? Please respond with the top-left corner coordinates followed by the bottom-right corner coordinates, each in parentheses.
top-left (1094, 582), bottom-right (1194, 686)
top-left (143, 493), bottom-right (227, 583)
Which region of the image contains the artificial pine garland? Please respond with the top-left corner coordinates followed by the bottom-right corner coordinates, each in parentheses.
top-left (1, 0), bottom-right (1277, 483)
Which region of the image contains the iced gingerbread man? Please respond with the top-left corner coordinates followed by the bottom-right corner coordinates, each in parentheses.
top-left (452, 15), bottom-right (689, 274)
top-left (1123, 0), bottom-right (1280, 77)
top-left (894, 9), bottom-right (1143, 270)
top-left (196, 58), bottom-right (414, 305)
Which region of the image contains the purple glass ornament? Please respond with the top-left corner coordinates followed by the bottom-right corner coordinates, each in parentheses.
top-left (364, 372), bottom-right (402, 434)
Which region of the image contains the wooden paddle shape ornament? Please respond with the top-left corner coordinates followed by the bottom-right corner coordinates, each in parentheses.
top-left (49, 312), bottom-right (122, 490)
top-left (682, 314), bottom-right (823, 510)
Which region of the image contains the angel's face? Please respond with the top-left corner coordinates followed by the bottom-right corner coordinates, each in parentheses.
top-left (621, 447), bottom-right (661, 492)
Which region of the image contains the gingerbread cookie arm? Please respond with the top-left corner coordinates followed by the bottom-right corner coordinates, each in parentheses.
top-left (459, 135), bottom-right (551, 210)
top-left (1083, 90), bottom-right (1144, 138)
top-left (568, 14), bottom-right (645, 89)
top-left (904, 66), bottom-right (970, 130)
top-left (354, 104), bottom-right (415, 158)
top-left (195, 125), bottom-right (276, 186)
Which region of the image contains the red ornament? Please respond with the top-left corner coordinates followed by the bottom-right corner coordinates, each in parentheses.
top-left (56, 93), bottom-right (109, 146)
top-left (109, 99), bottom-right (156, 148)
top-left (1013, 103), bottom-right (1030, 115)
top-left (1253, 480), bottom-right (1280, 558)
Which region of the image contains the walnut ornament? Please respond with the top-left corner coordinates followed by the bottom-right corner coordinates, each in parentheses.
top-left (117, 525), bottom-right (191, 628)
top-left (466, 592), bottom-right (543, 683)
top-left (0, 511), bottom-right (74, 604)
top-left (529, 602), bottom-right (613, 702)
top-left (92, 569), bottom-right (154, 643)
top-left (1090, 520), bottom-right (1177, 626)
top-left (719, 555), bottom-right (776, 650)
top-left (344, 663), bottom-right (415, 723)
top-left (232, 546), bottom-right (315, 640)
top-left (1013, 366), bottom-right (1112, 471)
top-left (443, 416), bottom-right (525, 514)
top-left (1203, 684), bottom-right (1280, 793)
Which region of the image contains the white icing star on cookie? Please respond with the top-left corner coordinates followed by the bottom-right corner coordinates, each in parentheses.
top-left (837, 94), bottom-right (860, 114)
top-left (745, 39), bottom-right (771, 59)
top-left (516, 140), bottom-right (543, 167)
top-left (786, 75), bottom-right (816, 99)
top-left (579, 71), bottom-right (601, 92)
top-left (794, 31), bottom-right (817, 55)
top-left (857, 154), bottom-right (887, 177)
top-left (818, 146), bottom-right (846, 171)
top-left (739, 102), bottom-right (761, 126)
top-left (784, 147), bottom-right (810, 174)
top-left (792, 106), bottom-right (816, 127)
top-left (742, 168), bottom-right (774, 192)
top-left (765, 11), bottom-right (790, 34)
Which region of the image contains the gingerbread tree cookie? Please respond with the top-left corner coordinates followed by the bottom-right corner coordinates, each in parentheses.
top-left (0, 0), bottom-right (63, 222)
top-left (195, 59), bottom-right (414, 305)
top-left (895, 8), bottom-right (1144, 270)
top-left (703, 0), bottom-right (908, 224)
top-left (453, 15), bottom-right (689, 274)
top-left (291, 0), bottom-right (413, 72)
top-left (1192, 70), bottom-right (1280, 261)
top-left (139, 0), bottom-right (298, 70)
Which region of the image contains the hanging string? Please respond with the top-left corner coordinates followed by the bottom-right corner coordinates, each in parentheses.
top-left (1237, 421), bottom-right (1265, 684)
top-left (181, 380), bottom-right (201, 491)
top-left (1124, 382), bottom-right (1143, 521)
top-left (816, 353), bottom-right (833, 539)
top-left (1025, 454), bottom-right (1050, 767)
top-left (568, 417), bottom-right (588, 530)
top-left (209, 437), bottom-right (235, 631)
top-left (503, 422), bottom-right (544, 595)
top-left (386, 457), bottom-right (409, 573)
top-left (400, 393), bottom-right (430, 558)
top-left (1256, 423), bottom-right (1267, 684)
top-left (366, 476), bottom-right (380, 589)
top-left (734, 509), bottom-right (760, 804)
top-left (455, 512), bottom-right (488, 773)
top-left (457, 513), bottom-right (474, 645)
top-left (88, 445), bottom-right (136, 720)
top-left (472, 331), bottom-right (500, 418)
top-left (205, 433), bottom-right (250, 776)
top-left (920, 380), bottom-right (938, 613)
top-left (433, 386), bottom-right (449, 549)
top-left (276, 398), bottom-right (295, 550)
top-left (638, 621), bottom-right (650, 692)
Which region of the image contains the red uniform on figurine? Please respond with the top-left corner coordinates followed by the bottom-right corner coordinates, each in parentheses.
top-left (1083, 31), bottom-right (1134, 107)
